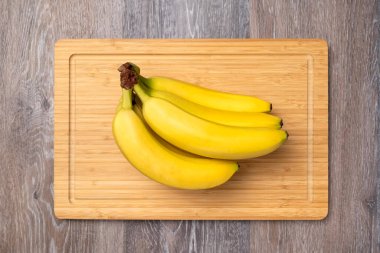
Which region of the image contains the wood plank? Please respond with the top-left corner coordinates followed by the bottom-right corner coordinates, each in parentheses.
top-left (1, 0), bottom-right (378, 252)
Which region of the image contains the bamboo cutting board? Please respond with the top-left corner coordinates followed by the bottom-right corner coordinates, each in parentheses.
top-left (54, 39), bottom-right (328, 220)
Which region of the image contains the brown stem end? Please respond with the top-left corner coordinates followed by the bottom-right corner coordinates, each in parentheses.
top-left (118, 62), bottom-right (139, 89)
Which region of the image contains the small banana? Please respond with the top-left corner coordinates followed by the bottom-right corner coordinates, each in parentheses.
top-left (141, 83), bottom-right (282, 128)
top-left (134, 84), bottom-right (288, 160)
top-left (140, 76), bottom-right (271, 113)
top-left (113, 88), bottom-right (238, 190)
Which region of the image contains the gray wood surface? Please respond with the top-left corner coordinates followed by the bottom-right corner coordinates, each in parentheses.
top-left (0, 0), bottom-right (378, 252)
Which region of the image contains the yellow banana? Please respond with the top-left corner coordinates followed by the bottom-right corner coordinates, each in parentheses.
top-left (141, 83), bottom-right (282, 128)
top-left (132, 101), bottom-right (201, 158)
top-left (134, 84), bottom-right (288, 160)
top-left (140, 76), bottom-right (271, 112)
top-left (113, 88), bottom-right (238, 190)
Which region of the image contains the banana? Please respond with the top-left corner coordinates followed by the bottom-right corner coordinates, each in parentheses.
top-left (113, 88), bottom-right (238, 190)
top-left (140, 75), bottom-right (271, 113)
top-left (134, 84), bottom-right (288, 160)
top-left (133, 100), bottom-right (201, 158)
top-left (141, 83), bottom-right (282, 128)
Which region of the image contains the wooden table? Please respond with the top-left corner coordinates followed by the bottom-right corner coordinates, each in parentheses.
top-left (0, 0), bottom-right (378, 252)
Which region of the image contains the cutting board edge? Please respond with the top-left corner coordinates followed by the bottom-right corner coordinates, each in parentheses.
top-left (54, 39), bottom-right (328, 220)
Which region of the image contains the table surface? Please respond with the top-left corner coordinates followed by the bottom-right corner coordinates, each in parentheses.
top-left (0, 0), bottom-right (378, 252)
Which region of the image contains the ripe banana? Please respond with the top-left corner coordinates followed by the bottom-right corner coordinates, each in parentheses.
top-left (133, 100), bottom-right (201, 158)
top-left (141, 83), bottom-right (282, 128)
top-left (140, 75), bottom-right (271, 113)
top-left (113, 88), bottom-right (238, 190)
top-left (134, 84), bottom-right (288, 160)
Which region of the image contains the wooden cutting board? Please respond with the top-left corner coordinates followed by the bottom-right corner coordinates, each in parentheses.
top-left (54, 39), bottom-right (328, 220)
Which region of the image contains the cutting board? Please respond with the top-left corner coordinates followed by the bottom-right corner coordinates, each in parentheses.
top-left (54, 39), bottom-right (328, 220)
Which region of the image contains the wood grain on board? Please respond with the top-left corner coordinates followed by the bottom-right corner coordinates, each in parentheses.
top-left (54, 39), bottom-right (328, 220)
top-left (0, 0), bottom-right (378, 252)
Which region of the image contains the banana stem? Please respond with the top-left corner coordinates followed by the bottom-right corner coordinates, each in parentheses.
top-left (139, 75), bottom-right (148, 84)
top-left (133, 83), bottom-right (150, 103)
top-left (118, 62), bottom-right (139, 89)
top-left (121, 88), bottom-right (133, 109)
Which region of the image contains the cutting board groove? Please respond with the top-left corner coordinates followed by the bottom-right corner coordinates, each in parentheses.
top-left (54, 39), bottom-right (328, 220)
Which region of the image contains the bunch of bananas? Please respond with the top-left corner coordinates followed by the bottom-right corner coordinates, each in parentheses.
top-left (113, 62), bottom-right (288, 190)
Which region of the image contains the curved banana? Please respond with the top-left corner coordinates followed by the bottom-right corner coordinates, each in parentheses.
top-left (133, 101), bottom-right (201, 158)
top-left (134, 84), bottom-right (288, 160)
top-left (113, 88), bottom-right (238, 190)
top-left (141, 83), bottom-right (282, 128)
top-left (140, 76), bottom-right (271, 113)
